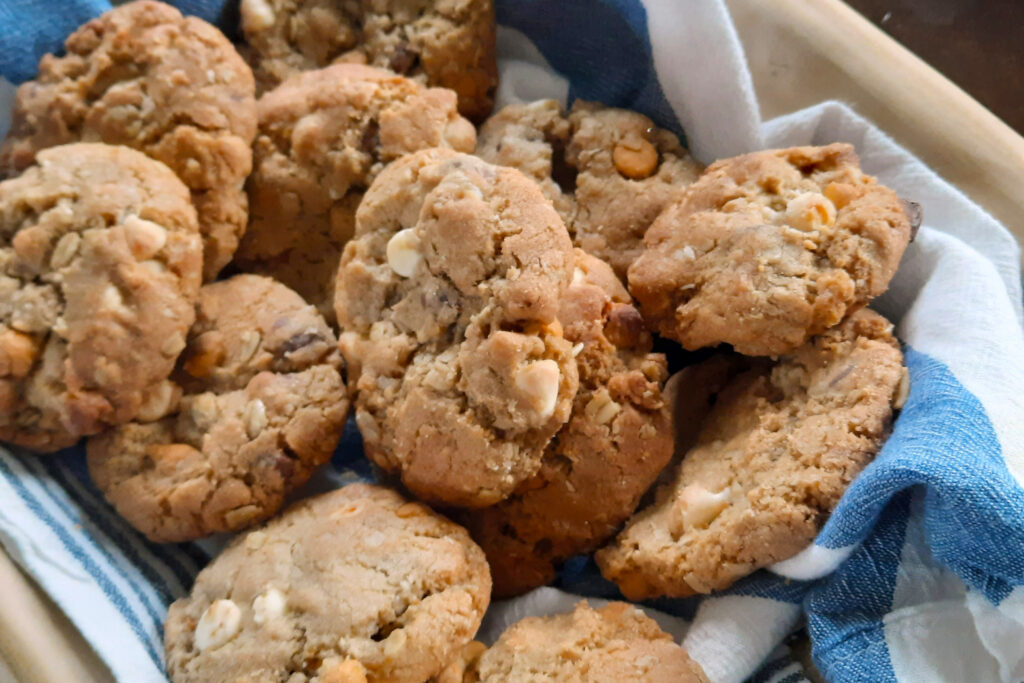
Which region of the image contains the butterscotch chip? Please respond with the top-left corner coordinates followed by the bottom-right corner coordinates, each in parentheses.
top-left (467, 601), bottom-right (708, 682)
top-left (87, 275), bottom-right (348, 541)
top-left (597, 310), bottom-right (905, 599)
top-left (0, 0), bottom-right (257, 280)
top-left (165, 484), bottom-right (491, 683)
top-left (336, 149), bottom-right (578, 507)
top-left (459, 251), bottom-right (673, 597)
top-left (233, 64), bottom-right (475, 323)
top-left (0, 144), bottom-right (201, 452)
top-left (476, 99), bottom-right (702, 278)
top-left (628, 144), bottom-right (912, 356)
top-left (239, 0), bottom-right (497, 120)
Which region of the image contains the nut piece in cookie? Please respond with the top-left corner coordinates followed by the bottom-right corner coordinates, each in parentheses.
top-left (336, 149), bottom-right (579, 507)
top-left (476, 99), bottom-right (703, 278)
top-left (87, 274), bottom-right (348, 541)
top-left (0, 0), bottom-right (257, 280)
top-left (629, 144), bottom-right (912, 356)
top-left (597, 310), bottom-right (906, 599)
top-left (240, 0), bottom-right (498, 120)
top-left (467, 601), bottom-right (708, 682)
top-left (233, 64), bottom-right (476, 324)
top-left (0, 143), bottom-right (202, 452)
top-left (460, 250), bottom-right (673, 597)
top-left (164, 484), bottom-right (491, 683)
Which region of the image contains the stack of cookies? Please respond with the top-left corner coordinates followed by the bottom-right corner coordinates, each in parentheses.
top-left (0, 1), bottom-right (917, 680)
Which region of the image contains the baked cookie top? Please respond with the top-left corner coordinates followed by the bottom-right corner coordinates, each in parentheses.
top-left (476, 99), bottom-right (703, 278)
top-left (0, 0), bottom-right (257, 280)
top-left (629, 144), bottom-right (912, 356)
top-left (240, 0), bottom-right (497, 120)
top-left (336, 149), bottom-right (578, 507)
top-left (461, 250), bottom-right (673, 597)
top-left (0, 143), bottom-right (201, 452)
top-left (467, 601), bottom-right (708, 682)
top-left (87, 274), bottom-right (348, 542)
top-left (234, 63), bottom-right (476, 323)
top-left (164, 484), bottom-right (491, 683)
top-left (597, 310), bottom-right (907, 600)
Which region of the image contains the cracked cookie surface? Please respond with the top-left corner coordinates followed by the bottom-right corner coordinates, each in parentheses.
top-left (467, 601), bottom-right (708, 682)
top-left (239, 0), bottom-right (497, 120)
top-left (164, 483), bottom-right (491, 683)
top-left (87, 274), bottom-right (348, 542)
top-left (476, 99), bottom-right (702, 278)
top-left (0, 143), bottom-right (201, 452)
top-left (336, 149), bottom-right (578, 508)
top-left (460, 251), bottom-right (673, 597)
top-left (597, 310), bottom-right (906, 600)
top-left (628, 144), bottom-right (912, 356)
top-left (0, 0), bottom-right (257, 280)
top-left (233, 63), bottom-right (475, 323)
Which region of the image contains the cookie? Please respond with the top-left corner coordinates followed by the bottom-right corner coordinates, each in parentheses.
top-left (596, 310), bottom-right (907, 600)
top-left (87, 274), bottom-right (348, 541)
top-left (628, 144), bottom-right (912, 356)
top-left (460, 250), bottom-right (673, 597)
top-left (165, 484), bottom-right (490, 682)
top-left (0, 143), bottom-right (201, 452)
top-left (233, 63), bottom-right (476, 323)
top-left (336, 148), bottom-right (578, 508)
top-left (0, 0), bottom-right (257, 280)
top-left (467, 601), bottom-right (708, 682)
top-left (239, 0), bottom-right (497, 120)
top-left (476, 99), bottom-right (703, 278)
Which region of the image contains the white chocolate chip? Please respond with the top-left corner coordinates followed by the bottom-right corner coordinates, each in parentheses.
top-left (135, 380), bottom-right (180, 422)
top-left (244, 398), bottom-right (268, 439)
top-left (673, 484), bottom-right (730, 534)
top-left (194, 599), bottom-right (241, 652)
top-left (672, 245), bottom-right (696, 261)
top-left (572, 267), bottom-right (586, 285)
top-left (386, 228), bottom-right (422, 277)
top-left (894, 366), bottom-right (910, 409)
top-left (252, 588), bottom-right (286, 625)
top-left (49, 232), bottom-right (80, 269)
top-left (101, 285), bottom-right (124, 311)
top-left (516, 359), bottom-right (560, 418)
top-left (238, 330), bottom-right (261, 362)
top-left (585, 389), bottom-right (621, 425)
top-left (124, 216), bottom-right (168, 260)
top-left (240, 0), bottom-right (276, 32)
top-left (189, 393), bottom-right (219, 429)
top-left (785, 193), bottom-right (836, 232)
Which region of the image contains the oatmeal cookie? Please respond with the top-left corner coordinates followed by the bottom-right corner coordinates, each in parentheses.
top-left (629, 144), bottom-right (912, 356)
top-left (460, 250), bottom-right (673, 597)
top-left (239, 0), bottom-right (497, 120)
top-left (336, 149), bottom-right (578, 508)
top-left (0, 0), bottom-right (257, 280)
top-left (164, 484), bottom-right (491, 683)
top-left (0, 143), bottom-right (201, 452)
top-left (87, 274), bottom-right (348, 542)
top-left (467, 601), bottom-right (708, 682)
top-left (596, 310), bottom-right (907, 600)
top-left (476, 99), bottom-right (702, 278)
top-left (233, 63), bottom-right (475, 323)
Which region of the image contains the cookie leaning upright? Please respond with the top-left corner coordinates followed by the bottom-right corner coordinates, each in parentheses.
top-left (233, 63), bottom-right (476, 323)
top-left (597, 310), bottom-right (908, 600)
top-left (336, 149), bottom-right (578, 507)
top-left (240, 0), bottom-right (498, 120)
top-left (461, 250), bottom-right (674, 597)
top-left (0, 144), bottom-right (202, 452)
top-left (629, 144), bottom-right (912, 356)
top-left (87, 274), bottom-right (348, 542)
top-left (0, 0), bottom-right (257, 280)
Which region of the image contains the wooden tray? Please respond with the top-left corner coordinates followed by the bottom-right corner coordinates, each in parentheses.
top-left (2, 1), bottom-right (1023, 681)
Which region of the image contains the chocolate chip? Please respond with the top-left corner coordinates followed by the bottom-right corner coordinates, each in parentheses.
top-left (604, 303), bottom-right (647, 349)
top-left (278, 331), bottom-right (323, 357)
top-left (901, 199), bottom-right (922, 241)
top-left (388, 43), bottom-right (419, 74)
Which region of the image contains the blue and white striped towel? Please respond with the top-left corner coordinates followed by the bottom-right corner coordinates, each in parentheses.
top-left (1, 1), bottom-right (1023, 681)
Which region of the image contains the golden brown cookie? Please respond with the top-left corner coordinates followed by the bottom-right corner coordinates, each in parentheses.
top-left (0, 143), bottom-right (202, 452)
top-left (164, 484), bottom-right (491, 683)
top-left (87, 274), bottom-right (348, 542)
top-left (628, 144), bottom-right (912, 356)
top-left (460, 250), bottom-right (673, 597)
top-left (233, 63), bottom-right (476, 323)
top-left (597, 310), bottom-right (907, 600)
top-left (336, 149), bottom-right (578, 508)
top-left (0, 0), bottom-right (257, 280)
top-left (467, 601), bottom-right (708, 682)
top-left (239, 0), bottom-right (497, 120)
top-left (476, 99), bottom-right (703, 278)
